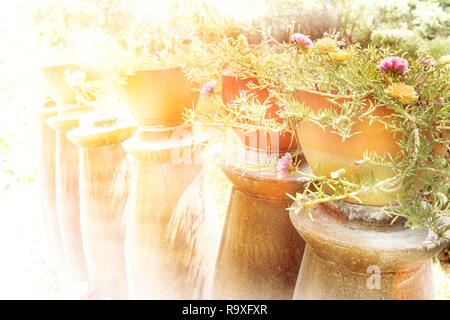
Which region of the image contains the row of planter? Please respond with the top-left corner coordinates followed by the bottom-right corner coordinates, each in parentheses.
top-left (36, 101), bottom-right (224, 299)
top-left (36, 63), bottom-right (445, 300)
top-left (43, 63), bottom-right (443, 207)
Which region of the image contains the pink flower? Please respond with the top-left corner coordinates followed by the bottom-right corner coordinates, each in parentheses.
top-left (277, 153), bottom-right (293, 179)
top-left (200, 80), bottom-right (217, 97)
top-left (291, 33), bottom-right (313, 49)
top-left (422, 59), bottom-right (435, 67)
top-left (377, 56), bottom-right (410, 75)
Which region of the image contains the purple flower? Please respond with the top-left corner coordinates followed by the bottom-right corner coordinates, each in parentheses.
top-left (277, 153), bottom-right (293, 179)
top-left (200, 80), bottom-right (217, 97)
top-left (291, 33), bottom-right (313, 49)
top-left (377, 56), bottom-right (410, 75)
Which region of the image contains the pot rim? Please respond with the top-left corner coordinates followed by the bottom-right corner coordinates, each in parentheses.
top-left (221, 70), bottom-right (259, 80)
top-left (125, 66), bottom-right (183, 76)
top-left (67, 122), bottom-right (138, 148)
top-left (41, 63), bottom-right (78, 69)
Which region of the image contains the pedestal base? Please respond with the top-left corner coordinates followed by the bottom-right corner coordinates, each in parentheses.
top-left (34, 102), bottom-right (65, 287)
top-left (55, 130), bottom-right (89, 297)
top-left (68, 114), bottom-right (138, 299)
top-left (214, 188), bottom-right (305, 299)
top-left (47, 105), bottom-right (93, 298)
top-left (79, 144), bottom-right (130, 299)
top-left (290, 201), bottom-right (445, 300)
top-left (123, 126), bottom-right (220, 299)
top-left (213, 149), bottom-right (309, 299)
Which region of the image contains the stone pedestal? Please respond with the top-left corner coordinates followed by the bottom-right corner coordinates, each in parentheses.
top-left (67, 114), bottom-right (138, 299)
top-left (33, 100), bottom-right (65, 283)
top-left (46, 105), bottom-right (93, 297)
top-left (123, 126), bottom-right (221, 299)
top-left (213, 149), bottom-right (308, 299)
top-left (290, 200), bottom-right (445, 300)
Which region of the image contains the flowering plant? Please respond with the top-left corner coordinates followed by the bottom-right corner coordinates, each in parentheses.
top-left (291, 33), bottom-right (313, 49)
top-left (185, 35), bottom-right (296, 136)
top-left (377, 56), bottom-right (410, 74)
top-left (275, 39), bottom-right (450, 240)
top-left (185, 32), bottom-right (449, 240)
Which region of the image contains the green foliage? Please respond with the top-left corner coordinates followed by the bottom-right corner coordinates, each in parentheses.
top-left (335, 0), bottom-right (449, 56)
top-left (252, 0), bottom-right (340, 41)
top-left (370, 29), bottom-right (424, 57)
top-left (282, 44), bottom-right (449, 240)
top-left (429, 36), bottom-right (450, 56)
top-left (410, 0), bottom-right (449, 39)
top-left (168, 0), bottom-right (251, 43)
top-left (189, 33), bottom-right (450, 241)
top-left (335, 0), bottom-right (380, 45)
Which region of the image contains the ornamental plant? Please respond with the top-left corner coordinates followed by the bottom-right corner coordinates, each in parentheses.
top-left (62, 29), bottom-right (215, 110)
top-left (185, 35), bottom-right (296, 136)
top-left (270, 36), bottom-right (449, 240)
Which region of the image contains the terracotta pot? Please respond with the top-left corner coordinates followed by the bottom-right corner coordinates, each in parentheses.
top-left (67, 114), bottom-right (138, 299)
top-left (221, 72), bottom-right (297, 152)
top-left (295, 89), bottom-right (403, 205)
top-left (290, 200), bottom-right (445, 300)
top-left (46, 105), bottom-right (94, 297)
top-left (41, 64), bottom-right (102, 105)
top-left (124, 68), bottom-right (199, 127)
top-left (295, 88), bottom-right (448, 205)
top-left (41, 64), bottom-right (78, 105)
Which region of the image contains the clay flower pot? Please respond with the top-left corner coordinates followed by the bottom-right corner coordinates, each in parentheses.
top-left (295, 88), bottom-right (448, 205)
top-left (41, 64), bottom-right (101, 105)
top-left (124, 67), bottom-right (199, 127)
top-left (294, 88), bottom-right (402, 205)
top-left (221, 72), bottom-right (297, 153)
top-left (41, 64), bottom-right (79, 105)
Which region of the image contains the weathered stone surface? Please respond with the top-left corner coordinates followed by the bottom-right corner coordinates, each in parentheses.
top-left (290, 200), bottom-right (446, 300)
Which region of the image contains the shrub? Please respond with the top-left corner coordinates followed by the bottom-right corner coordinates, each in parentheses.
top-left (370, 28), bottom-right (424, 56)
top-left (336, 0), bottom-right (449, 45)
top-left (252, 0), bottom-right (340, 42)
top-left (428, 36), bottom-right (450, 56)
